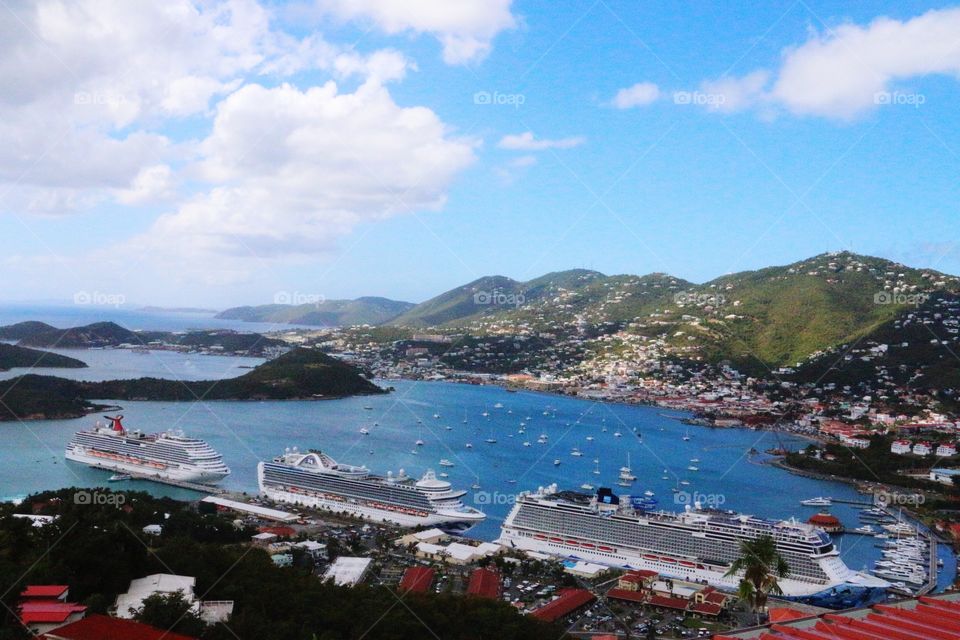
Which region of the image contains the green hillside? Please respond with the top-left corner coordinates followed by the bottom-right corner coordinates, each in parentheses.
top-left (0, 343), bottom-right (87, 371)
top-left (217, 296), bottom-right (414, 327)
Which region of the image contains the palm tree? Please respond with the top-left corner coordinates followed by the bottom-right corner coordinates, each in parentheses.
top-left (725, 534), bottom-right (789, 623)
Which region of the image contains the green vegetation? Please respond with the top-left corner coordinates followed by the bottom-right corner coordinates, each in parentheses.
top-left (0, 321), bottom-right (57, 341)
top-left (0, 348), bottom-right (383, 421)
top-left (217, 297), bottom-right (415, 327)
top-left (724, 534), bottom-right (789, 623)
top-left (0, 489), bottom-right (559, 640)
top-left (0, 343), bottom-right (87, 371)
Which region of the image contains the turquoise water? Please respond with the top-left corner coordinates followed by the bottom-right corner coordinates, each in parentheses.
top-left (4, 375), bottom-right (954, 587)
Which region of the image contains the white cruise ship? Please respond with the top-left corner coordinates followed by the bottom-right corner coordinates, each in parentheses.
top-left (65, 416), bottom-right (230, 484)
top-left (258, 448), bottom-right (486, 532)
top-left (498, 485), bottom-right (888, 606)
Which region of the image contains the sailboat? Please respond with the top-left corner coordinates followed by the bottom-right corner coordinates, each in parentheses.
top-left (592, 458), bottom-right (601, 475)
top-left (619, 453), bottom-right (636, 482)
top-left (682, 429), bottom-right (691, 441)
top-left (570, 447), bottom-right (583, 457)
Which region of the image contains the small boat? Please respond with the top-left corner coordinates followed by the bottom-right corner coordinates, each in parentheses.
top-left (554, 459), bottom-right (561, 466)
top-left (617, 479), bottom-right (632, 487)
top-left (363, 405), bottom-right (373, 410)
top-left (580, 483), bottom-right (594, 491)
top-left (680, 480), bottom-right (690, 486)
top-left (644, 490), bottom-right (654, 497)
top-left (108, 474), bottom-right (131, 482)
top-left (800, 497), bottom-right (832, 506)
top-left (439, 472), bottom-right (449, 478)
top-left (523, 441), bottom-right (531, 447)
top-left (570, 448), bottom-right (584, 457)
top-left (481, 411), bottom-right (489, 417)
top-left (586, 436), bottom-right (594, 442)
top-left (439, 459), bottom-right (454, 467)
top-left (445, 425), bottom-right (452, 431)
top-left (690, 458), bottom-right (700, 463)
top-left (415, 439), bottom-right (425, 447)
top-left (494, 402), bottom-right (504, 409)
top-left (613, 431), bottom-right (622, 437)
top-left (485, 437), bottom-right (497, 444)
top-left (687, 465), bottom-right (699, 471)
top-left (465, 443), bottom-right (473, 449)
top-left (359, 427), bottom-right (370, 435)
top-left (471, 482), bottom-right (481, 490)
top-left (433, 413), bottom-right (441, 419)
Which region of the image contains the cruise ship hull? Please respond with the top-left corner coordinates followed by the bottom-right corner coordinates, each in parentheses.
top-left (497, 529), bottom-right (884, 602)
top-left (257, 461), bottom-right (484, 533)
top-left (66, 446), bottom-right (229, 484)
top-left (260, 484), bottom-right (481, 532)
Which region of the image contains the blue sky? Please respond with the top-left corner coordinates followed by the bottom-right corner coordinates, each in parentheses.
top-left (1, 0), bottom-right (958, 307)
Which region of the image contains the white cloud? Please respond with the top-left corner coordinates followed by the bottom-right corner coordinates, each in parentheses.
top-left (611, 82), bottom-right (660, 109)
top-left (497, 131), bottom-right (586, 151)
top-left (0, 0), bottom-right (414, 217)
top-left (698, 71), bottom-right (770, 113)
top-left (684, 7), bottom-right (960, 120)
top-left (128, 80), bottom-right (476, 280)
top-left (314, 0), bottom-right (516, 64)
top-left (771, 7), bottom-right (960, 119)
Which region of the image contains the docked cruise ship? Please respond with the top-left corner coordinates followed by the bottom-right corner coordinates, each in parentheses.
top-left (498, 485), bottom-right (888, 606)
top-left (65, 416), bottom-right (230, 484)
top-left (258, 448), bottom-right (486, 532)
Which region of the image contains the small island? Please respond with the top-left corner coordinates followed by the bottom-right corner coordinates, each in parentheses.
top-left (0, 343), bottom-right (87, 372)
top-left (0, 347), bottom-right (385, 422)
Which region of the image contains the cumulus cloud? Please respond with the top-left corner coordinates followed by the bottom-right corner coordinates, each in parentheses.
top-left (314, 0), bottom-right (516, 64)
top-left (0, 0), bottom-right (416, 216)
top-left (128, 80), bottom-right (476, 280)
top-left (681, 7), bottom-right (960, 120)
top-left (497, 131), bottom-right (586, 151)
top-left (611, 82), bottom-right (661, 109)
top-left (771, 7), bottom-right (960, 119)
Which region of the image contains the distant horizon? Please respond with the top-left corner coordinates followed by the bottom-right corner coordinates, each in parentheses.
top-left (0, 248), bottom-right (956, 310)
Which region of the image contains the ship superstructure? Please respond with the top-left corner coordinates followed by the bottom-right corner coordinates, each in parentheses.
top-left (258, 448), bottom-right (485, 532)
top-left (65, 415), bottom-right (230, 484)
top-left (498, 485), bottom-right (887, 602)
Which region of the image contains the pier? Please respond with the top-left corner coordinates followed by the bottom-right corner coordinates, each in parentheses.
top-left (92, 464), bottom-right (226, 495)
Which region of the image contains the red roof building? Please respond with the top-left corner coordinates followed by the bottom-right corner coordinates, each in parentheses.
top-left (466, 568), bottom-right (500, 599)
top-left (42, 614), bottom-right (198, 640)
top-left (258, 525), bottom-right (296, 538)
top-left (21, 586), bottom-right (70, 600)
top-left (714, 593), bottom-right (960, 639)
top-left (648, 594), bottom-right (690, 611)
top-left (399, 567), bottom-right (434, 594)
top-left (530, 588), bottom-right (596, 622)
top-left (606, 588), bottom-right (647, 603)
top-left (767, 607), bottom-right (809, 623)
